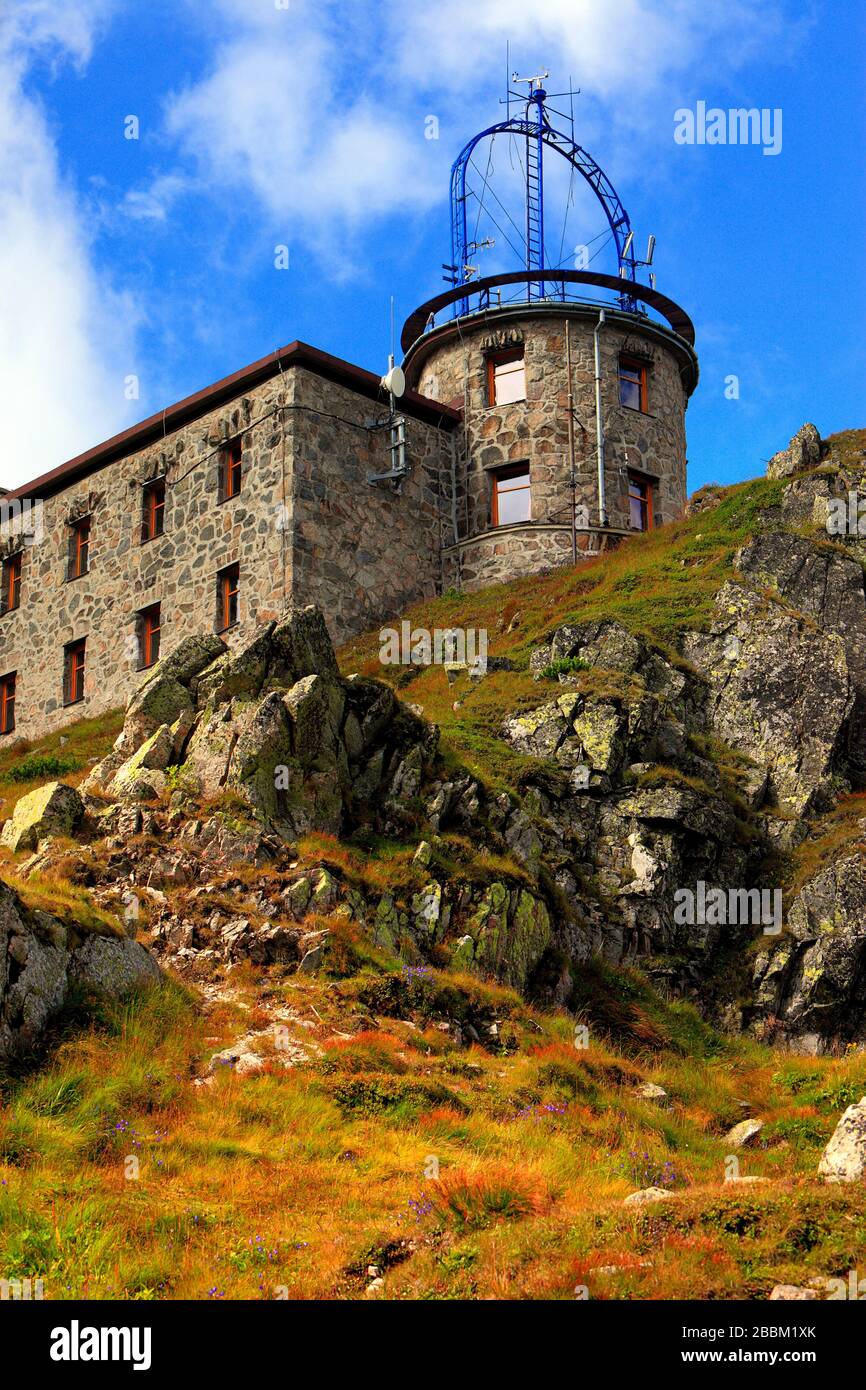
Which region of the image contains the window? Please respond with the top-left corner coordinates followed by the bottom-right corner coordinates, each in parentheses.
top-left (216, 563), bottom-right (239, 632)
top-left (628, 471), bottom-right (654, 531)
top-left (619, 356), bottom-right (648, 412)
top-left (487, 349), bottom-right (525, 406)
top-left (141, 477), bottom-right (166, 542)
top-left (220, 440), bottom-right (243, 501)
top-left (491, 463), bottom-right (531, 526)
top-left (0, 673), bottom-right (15, 734)
top-left (64, 638), bottom-right (86, 705)
top-left (68, 517), bottom-right (91, 579)
top-left (138, 603), bottom-right (161, 669)
top-left (1, 553), bottom-right (21, 613)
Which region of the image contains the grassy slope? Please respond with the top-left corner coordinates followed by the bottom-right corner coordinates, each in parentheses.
top-left (0, 708), bottom-right (123, 824)
top-left (2, 970), bottom-right (866, 1300)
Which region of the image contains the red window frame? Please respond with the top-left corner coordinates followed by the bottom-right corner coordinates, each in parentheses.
top-left (139, 603), bottom-right (161, 669)
top-left (217, 564), bottom-right (239, 632)
top-left (627, 471), bottom-right (654, 531)
top-left (491, 462), bottom-right (531, 526)
top-left (221, 440), bottom-right (243, 501)
top-left (619, 356), bottom-right (648, 413)
top-left (0, 672), bottom-right (16, 734)
top-left (64, 639), bottom-right (86, 705)
top-left (69, 517), bottom-right (91, 579)
top-left (2, 553), bottom-right (21, 613)
top-left (141, 478), bottom-right (166, 542)
top-left (486, 348), bottom-right (526, 406)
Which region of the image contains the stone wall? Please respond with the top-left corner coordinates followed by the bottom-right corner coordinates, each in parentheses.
top-left (406, 305), bottom-right (693, 590)
top-left (290, 367), bottom-right (453, 646)
top-left (441, 522), bottom-right (627, 592)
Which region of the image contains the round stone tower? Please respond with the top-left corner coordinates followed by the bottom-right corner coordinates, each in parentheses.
top-left (402, 276), bottom-right (697, 590)
top-left (400, 76), bottom-right (699, 591)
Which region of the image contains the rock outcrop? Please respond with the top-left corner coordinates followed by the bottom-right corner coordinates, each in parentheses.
top-left (86, 605), bottom-right (437, 842)
top-left (6, 426), bottom-right (866, 1053)
top-left (0, 880), bottom-right (158, 1062)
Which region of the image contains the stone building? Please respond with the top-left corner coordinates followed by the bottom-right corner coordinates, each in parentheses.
top-left (0, 102), bottom-right (698, 742)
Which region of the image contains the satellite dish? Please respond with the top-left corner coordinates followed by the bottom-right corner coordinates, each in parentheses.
top-left (381, 365), bottom-right (406, 398)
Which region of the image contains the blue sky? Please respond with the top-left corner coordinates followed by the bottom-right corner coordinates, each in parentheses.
top-left (1, 0), bottom-right (863, 492)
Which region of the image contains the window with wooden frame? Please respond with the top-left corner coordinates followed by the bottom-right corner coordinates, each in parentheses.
top-left (141, 477), bottom-right (166, 542)
top-left (216, 563), bottom-right (240, 633)
top-left (486, 349), bottom-right (525, 406)
top-left (627, 471), bottom-right (654, 531)
top-left (219, 440), bottom-right (243, 502)
top-left (137, 602), bottom-right (161, 670)
top-left (67, 517), bottom-right (91, 579)
top-left (491, 462), bottom-right (531, 526)
top-left (1, 552), bottom-right (22, 613)
top-left (618, 356), bottom-right (648, 412)
top-left (64, 638), bottom-right (87, 705)
top-left (0, 672), bottom-right (16, 734)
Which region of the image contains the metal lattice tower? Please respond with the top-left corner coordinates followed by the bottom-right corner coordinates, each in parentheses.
top-left (447, 71), bottom-right (647, 318)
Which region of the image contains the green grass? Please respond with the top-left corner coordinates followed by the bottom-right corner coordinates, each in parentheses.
top-left (2, 965), bottom-right (866, 1300)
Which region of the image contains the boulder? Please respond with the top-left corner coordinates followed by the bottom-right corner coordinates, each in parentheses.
top-left (724, 1118), bottom-right (763, 1148)
top-left (623, 1187), bottom-right (674, 1206)
top-left (818, 1097), bottom-right (866, 1182)
top-left (1, 782), bottom-right (84, 852)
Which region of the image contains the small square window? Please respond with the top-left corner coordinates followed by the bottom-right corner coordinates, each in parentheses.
top-left (137, 602), bottom-right (161, 669)
top-left (216, 563), bottom-right (239, 632)
top-left (68, 517), bottom-right (91, 580)
top-left (0, 672), bottom-right (16, 734)
top-left (619, 357), bottom-right (648, 412)
top-left (141, 478), bottom-right (166, 543)
top-left (1, 553), bottom-right (22, 613)
top-left (487, 349), bottom-right (525, 406)
top-left (628, 471), bottom-right (654, 531)
top-left (220, 441), bottom-right (243, 501)
top-left (491, 463), bottom-right (531, 526)
top-left (64, 638), bottom-right (87, 705)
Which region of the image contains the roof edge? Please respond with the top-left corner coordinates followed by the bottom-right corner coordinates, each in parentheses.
top-left (5, 340), bottom-right (462, 502)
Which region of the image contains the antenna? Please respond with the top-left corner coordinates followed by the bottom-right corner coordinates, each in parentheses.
top-left (646, 234), bottom-right (656, 265)
top-left (511, 68), bottom-right (549, 94)
top-left (622, 230), bottom-right (634, 258)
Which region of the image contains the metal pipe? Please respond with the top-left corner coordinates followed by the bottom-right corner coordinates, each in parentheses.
top-left (565, 320), bottom-right (577, 564)
top-left (593, 308), bottom-right (608, 527)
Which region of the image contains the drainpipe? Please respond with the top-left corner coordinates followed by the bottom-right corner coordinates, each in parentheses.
top-left (593, 308), bottom-right (608, 527)
top-left (566, 320), bottom-right (577, 565)
top-left (449, 432), bottom-right (459, 546)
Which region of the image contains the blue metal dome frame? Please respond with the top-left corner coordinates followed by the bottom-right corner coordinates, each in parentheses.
top-left (449, 82), bottom-right (639, 317)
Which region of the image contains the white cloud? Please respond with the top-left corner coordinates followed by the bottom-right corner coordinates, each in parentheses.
top-left (0, 2), bottom-right (139, 489)
top-left (161, 18), bottom-right (439, 243)
top-left (144, 0), bottom-right (797, 266)
top-left (394, 0), bottom-right (792, 97)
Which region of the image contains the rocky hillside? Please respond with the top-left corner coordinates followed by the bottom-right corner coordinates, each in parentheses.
top-left (3, 422), bottom-right (866, 1301)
